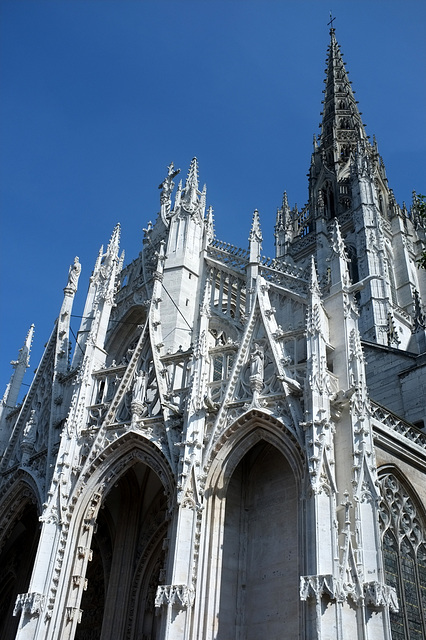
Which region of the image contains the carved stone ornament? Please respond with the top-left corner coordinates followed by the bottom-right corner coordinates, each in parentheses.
top-left (13, 592), bottom-right (46, 617)
top-left (155, 584), bottom-right (195, 609)
top-left (300, 574), bottom-right (339, 602)
top-left (300, 575), bottom-right (397, 611)
top-left (66, 607), bottom-right (83, 623)
top-left (363, 581), bottom-right (399, 612)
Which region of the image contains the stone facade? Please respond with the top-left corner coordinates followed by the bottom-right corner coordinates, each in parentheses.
top-left (1, 27), bottom-right (425, 640)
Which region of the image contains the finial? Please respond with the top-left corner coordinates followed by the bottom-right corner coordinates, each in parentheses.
top-left (282, 191), bottom-right (290, 211)
top-left (249, 209), bottom-right (263, 243)
top-left (328, 11), bottom-right (336, 32)
top-left (185, 157), bottom-right (199, 191)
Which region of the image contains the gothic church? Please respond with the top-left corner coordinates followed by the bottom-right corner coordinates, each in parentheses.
top-left (1, 26), bottom-right (425, 640)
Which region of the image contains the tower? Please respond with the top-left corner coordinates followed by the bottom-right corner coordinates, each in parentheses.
top-left (1, 26), bottom-right (425, 640)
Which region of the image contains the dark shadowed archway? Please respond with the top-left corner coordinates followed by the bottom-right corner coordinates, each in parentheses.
top-left (76, 460), bottom-right (168, 640)
top-left (217, 440), bottom-right (299, 639)
top-left (0, 499), bottom-right (41, 640)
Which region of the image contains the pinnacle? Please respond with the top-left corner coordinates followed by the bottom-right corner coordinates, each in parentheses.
top-left (107, 223), bottom-right (121, 255)
top-left (185, 157), bottom-right (199, 191)
top-left (25, 324), bottom-right (35, 352)
top-left (309, 256), bottom-right (321, 296)
top-left (250, 209), bottom-right (263, 241)
top-left (182, 158), bottom-right (201, 211)
top-left (282, 191), bottom-right (290, 211)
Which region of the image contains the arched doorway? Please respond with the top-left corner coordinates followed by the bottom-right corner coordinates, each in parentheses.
top-left (76, 461), bottom-right (169, 640)
top-left (0, 498), bottom-right (41, 640)
top-left (217, 440), bottom-right (299, 639)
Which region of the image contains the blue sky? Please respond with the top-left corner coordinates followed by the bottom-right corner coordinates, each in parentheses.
top-left (1, 0), bottom-right (425, 397)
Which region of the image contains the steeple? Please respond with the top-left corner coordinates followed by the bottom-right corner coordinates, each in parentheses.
top-left (307, 25), bottom-right (373, 224)
top-left (320, 26), bottom-right (367, 171)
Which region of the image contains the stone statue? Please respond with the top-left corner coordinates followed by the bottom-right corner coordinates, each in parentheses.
top-left (158, 162), bottom-right (180, 212)
top-left (66, 257), bottom-right (81, 293)
top-left (23, 410), bottom-right (37, 445)
top-left (132, 370), bottom-right (147, 403)
top-left (250, 343), bottom-right (264, 380)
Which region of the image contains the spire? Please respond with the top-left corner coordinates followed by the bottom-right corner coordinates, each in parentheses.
top-left (1, 324), bottom-right (34, 413)
top-left (320, 27), bottom-right (367, 170)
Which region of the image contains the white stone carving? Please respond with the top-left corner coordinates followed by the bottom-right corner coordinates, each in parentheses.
top-left (154, 584), bottom-right (195, 609)
top-left (13, 592), bottom-right (46, 617)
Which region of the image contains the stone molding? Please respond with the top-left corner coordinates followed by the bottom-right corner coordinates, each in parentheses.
top-left (300, 574), bottom-right (339, 601)
top-left (363, 581), bottom-right (399, 612)
top-left (154, 584), bottom-right (195, 609)
top-left (13, 592), bottom-right (46, 617)
top-left (300, 575), bottom-right (398, 610)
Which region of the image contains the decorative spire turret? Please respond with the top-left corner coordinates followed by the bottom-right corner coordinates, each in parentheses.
top-left (275, 191), bottom-right (293, 258)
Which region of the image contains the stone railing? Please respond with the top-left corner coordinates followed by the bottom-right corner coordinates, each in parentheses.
top-left (371, 401), bottom-right (426, 449)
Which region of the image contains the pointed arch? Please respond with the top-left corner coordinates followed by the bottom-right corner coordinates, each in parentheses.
top-left (194, 411), bottom-right (305, 640)
top-left (104, 305), bottom-right (148, 367)
top-left (48, 432), bottom-right (175, 640)
top-left (378, 466), bottom-right (426, 639)
top-left (0, 475), bottom-right (42, 640)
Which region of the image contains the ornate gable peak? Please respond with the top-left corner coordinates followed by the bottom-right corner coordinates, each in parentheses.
top-left (204, 275), bottom-right (303, 461)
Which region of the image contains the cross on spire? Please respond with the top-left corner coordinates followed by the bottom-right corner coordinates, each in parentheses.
top-left (328, 11), bottom-right (336, 30)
